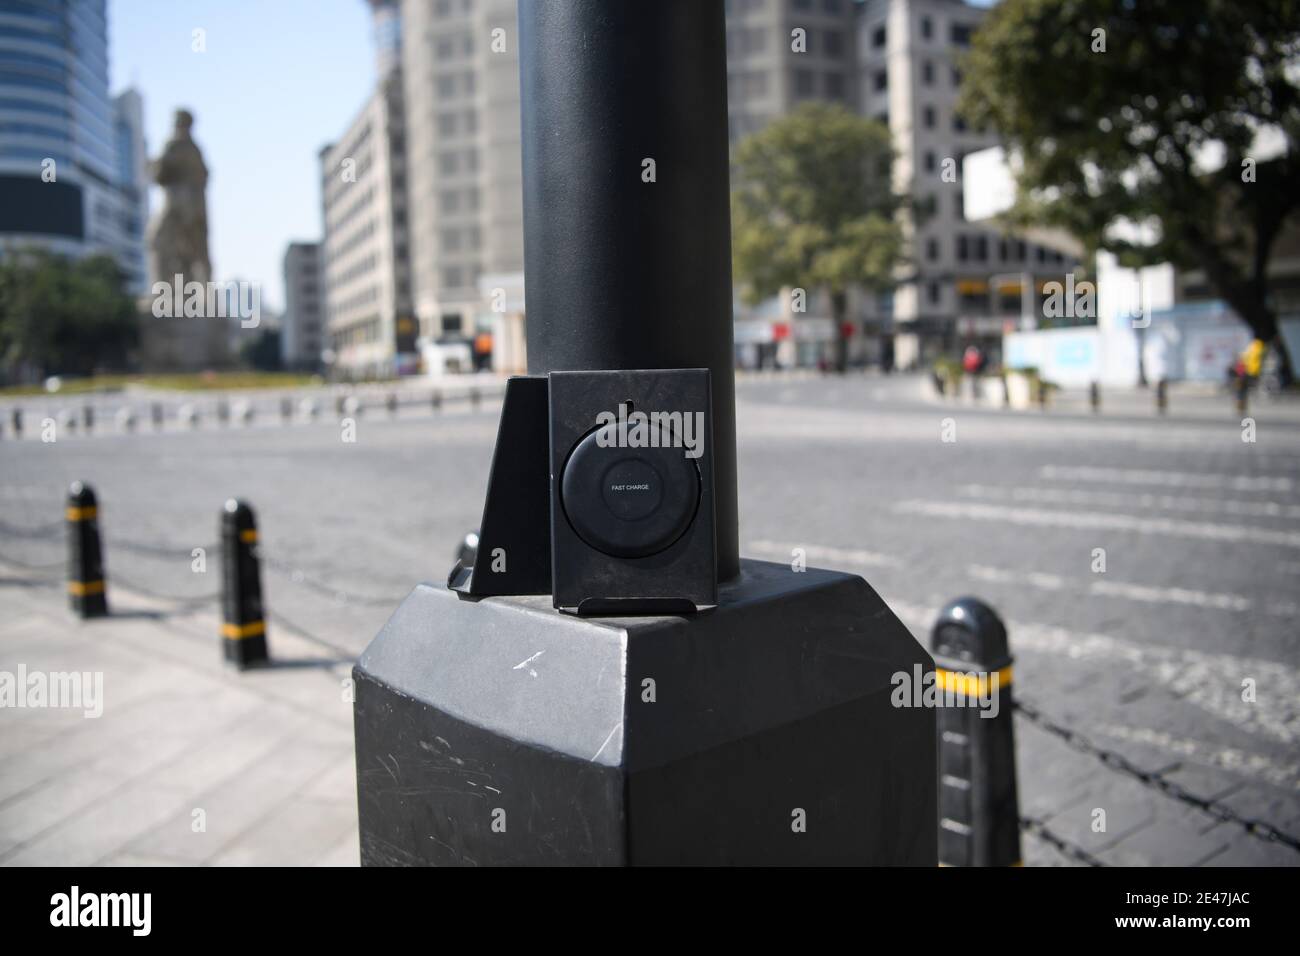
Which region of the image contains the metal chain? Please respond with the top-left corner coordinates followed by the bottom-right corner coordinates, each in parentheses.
top-left (116, 538), bottom-right (220, 559)
top-left (108, 572), bottom-right (220, 608)
top-left (260, 553), bottom-right (402, 607)
top-left (0, 553), bottom-right (66, 572)
top-left (1018, 816), bottom-right (1105, 867)
top-left (1015, 697), bottom-right (1300, 853)
top-left (0, 518), bottom-right (63, 539)
top-left (0, 518), bottom-right (401, 610)
top-left (267, 608), bottom-right (357, 661)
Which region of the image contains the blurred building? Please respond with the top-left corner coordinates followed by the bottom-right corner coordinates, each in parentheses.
top-left (853, 0), bottom-right (1081, 369)
top-left (322, 0), bottom-right (1080, 374)
top-left (0, 0), bottom-right (147, 291)
top-left (318, 66), bottom-right (414, 379)
top-left (281, 241), bottom-right (325, 370)
top-left (400, 0), bottom-right (524, 374)
top-left (727, 0), bottom-right (1077, 370)
top-left (111, 88), bottom-right (149, 292)
top-left (725, 0), bottom-right (859, 142)
top-left (367, 0), bottom-right (403, 79)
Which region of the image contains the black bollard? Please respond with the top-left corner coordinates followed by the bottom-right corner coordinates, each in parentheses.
top-left (931, 598), bottom-right (1020, 867)
top-left (430, 389), bottom-right (442, 412)
top-left (335, 394), bottom-right (346, 417)
top-left (152, 402), bottom-right (164, 429)
top-left (1235, 374), bottom-right (1248, 415)
top-left (386, 392), bottom-right (398, 417)
top-left (1089, 381), bottom-right (1100, 413)
top-left (1156, 378), bottom-right (1168, 415)
top-left (1036, 379), bottom-right (1048, 410)
top-left (220, 499), bottom-right (269, 669)
top-left (82, 405), bottom-right (93, 433)
top-left (281, 396), bottom-right (293, 422)
top-left (66, 482), bottom-right (108, 618)
top-left (10, 407), bottom-right (21, 438)
top-left (217, 399), bottom-right (230, 425)
top-left (469, 387), bottom-right (480, 410)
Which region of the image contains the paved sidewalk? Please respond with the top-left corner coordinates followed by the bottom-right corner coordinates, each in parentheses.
top-left (922, 374), bottom-right (1300, 423)
top-left (3, 548), bottom-right (1295, 866)
top-left (0, 562), bottom-right (358, 866)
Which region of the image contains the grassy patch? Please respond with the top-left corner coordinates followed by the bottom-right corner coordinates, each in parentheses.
top-left (1, 372), bottom-right (324, 396)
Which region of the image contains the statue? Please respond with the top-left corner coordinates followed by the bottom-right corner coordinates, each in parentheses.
top-left (141, 108), bottom-right (227, 369)
top-left (147, 108), bottom-right (211, 284)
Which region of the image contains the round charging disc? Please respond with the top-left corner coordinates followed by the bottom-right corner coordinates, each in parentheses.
top-left (560, 423), bottom-right (700, 559)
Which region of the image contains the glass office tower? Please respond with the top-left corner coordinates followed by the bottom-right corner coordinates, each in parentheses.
top-left (0, 0), bottom-right (147, 291)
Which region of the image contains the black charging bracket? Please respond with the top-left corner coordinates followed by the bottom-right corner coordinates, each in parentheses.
top-left (450, 369), bottom-right (716, 616)
top-left (448, 375), bottom-right (552, 597)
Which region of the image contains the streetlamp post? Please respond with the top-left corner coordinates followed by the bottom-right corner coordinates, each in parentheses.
top-left (350, 0), bottom-right (936, 866)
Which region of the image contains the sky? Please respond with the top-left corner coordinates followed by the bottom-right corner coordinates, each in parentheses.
top-left (108, 0), bottom-right (376, 312)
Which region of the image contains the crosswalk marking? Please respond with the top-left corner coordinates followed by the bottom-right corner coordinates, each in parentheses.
top-left (958, 483), bottom-right (1300, 521)
top-left (1040, 464), bottom-right (1294, 493)
top-left (894, 499), bottom-right (1300, 549)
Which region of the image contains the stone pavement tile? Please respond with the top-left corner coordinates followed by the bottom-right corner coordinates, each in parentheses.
top-left (1204, 784), bottom-right (1300, 835)
top-left (314, 827), bottom-right (360, 867)
top-left (207, 797), bottom-right (356, 866)
top-left (1197, 825), bottom-right (1300, 866)
top-left (98, 852), bottom-right (183, 866)
top-left (0, 681), bottom-right (262, 805)
top-left (1096, 805), bottom-right (1232, 867)
top-left (1015, 718), bottom-right (1110, 818)
top-left (0, 610), bottom-right (90, 658)
top-left (0, 779), bottom-right (194, 866)
top-left (232, 663), bottom-right (355, 736)
top-left (1159, 764), bottom-right (1246, 805)
top-left (1040, 777), bottom-right (1160, 855)
top-left (0, 719), bottom-right (61, 764)
top-left (301, 750), bottom-right (357, 806)
top-left (125, 739), bottom-right (347, 864)
top-left (145, 707), bottom-right (311, 795)
top-left (0, 724), bottom-right (195, 858)
top-left (1022, 832), bottom-right (1085, 867)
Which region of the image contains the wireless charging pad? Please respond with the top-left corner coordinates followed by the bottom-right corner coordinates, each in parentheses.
top-left (549, 369), bottom-right (716, 614)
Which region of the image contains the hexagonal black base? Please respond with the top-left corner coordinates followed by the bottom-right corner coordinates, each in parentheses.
top-left (353, 559), bottom-right (936, 865)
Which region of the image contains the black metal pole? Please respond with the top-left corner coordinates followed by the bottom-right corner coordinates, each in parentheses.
top-left (518, 0), bottom-right (739, 580)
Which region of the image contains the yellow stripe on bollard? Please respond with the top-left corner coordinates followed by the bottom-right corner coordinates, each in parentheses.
top-left (934, 665), bottom-right (1013, 697)
top-left (67, 580), bottom-right (105, 596)
top-left (65, 506), bottom-right (98, 521)
top-left (222, 620), bottom-right (266, 640)
top-left (239, 529), bottom-right (258, 543)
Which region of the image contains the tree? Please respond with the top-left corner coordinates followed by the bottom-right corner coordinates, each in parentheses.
top-left (731, 102), bottom-right (908, 372)
top-left (0, 249), bottom-right (139, 378)
top-left (959, 0), bottom-right (1300, 373)
top-left (240, 327), bottom-right (282, 371)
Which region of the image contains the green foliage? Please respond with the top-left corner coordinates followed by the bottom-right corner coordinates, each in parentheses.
top-left (731, 102), bottom-right (908, 309)
top-left (959, 0), bottom-right (1300, 344)
top-left (239, 327), bottom-right (282, 372)
top-left (0, 248), bottom-right (140, 377)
